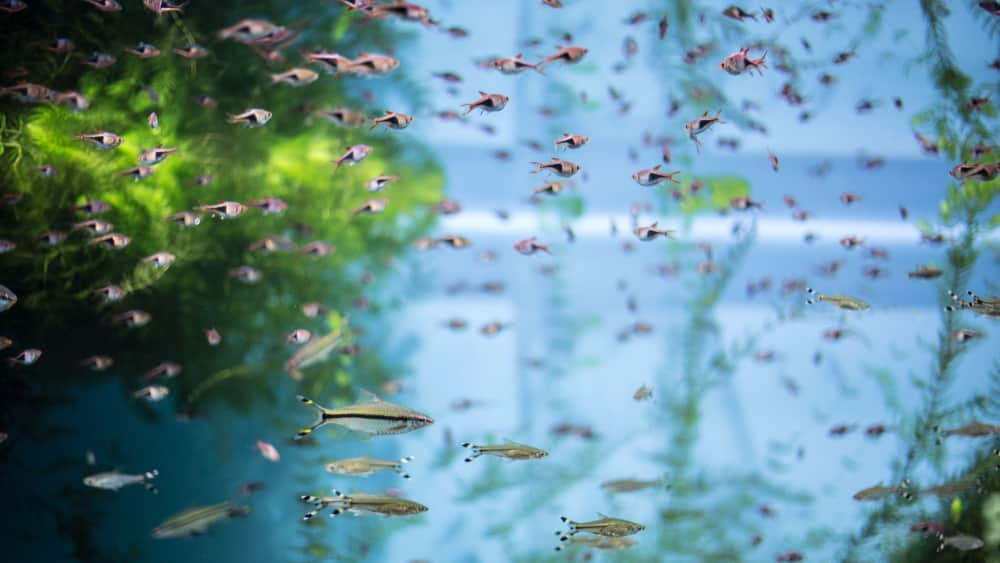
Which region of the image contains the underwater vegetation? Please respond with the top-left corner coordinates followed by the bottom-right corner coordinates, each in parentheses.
top-left (1, 0), bottom-right (999, 562)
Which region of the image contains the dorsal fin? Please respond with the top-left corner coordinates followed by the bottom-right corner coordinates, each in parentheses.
top-left (653, 164), bottom-right (661, 171)
top-left (650, 222), bottom-right (658, 228)
top-left (479, 90), bottom-right (488, 96)
top-left (596, 512), bottom-right (611, 519)
top-left (701, 111), bottom-right (708, 117)
top-left (515, 53), bottom-right (523, 59)
top-left (358, 389), bottom-right (381, 403)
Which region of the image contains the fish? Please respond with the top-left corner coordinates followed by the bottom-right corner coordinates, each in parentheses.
top-left (565, 536), bottom-right (637, 550)
top-left (172, 44), bottom-right (208, 59)
top-left (718, 47), bottom-right (767, 76)
top-left (41, 37), bottom-right (75, 54)
top-left (325, 455), bottom-right (415, 478)
top-left (372, 1), bottom-right (432, 24)
top-left (120, 166), bottom-right (156, 181)
top-left (84, 469), bottom-right (158, 493)
top-left (0, 284), bottom-right (17, 312)
top-left (853, 480), bottom-right (910, 501)
top-left (907, 265), bottom-right (942, 279)
top-left (806, 288), bottom-right (870, 311)
top-left (685, 111), bottom-right (724, 153)
top-left (227, 108), bottom-right (272, 127)
top-left (114, 310), bottom-right (152, 328)
top-left (762, 7), bottom-right (774, 22)
top-left (487, 54), bottom-right (545, 75)
top-left (600, 477), bottom-right (666, 493)
top-left (554, 133), bottom-right (588, 150)
top-left (286, 329), bottom-right (312, 345)
top-left (124, 42), bottom-right (161, 58)
top-left (513, 237), bottom-right (551, 255)
top-left (80, 355), bottom-right (114, 371)
top-left (256, 439), bottom-right (280, 462)
top-left (541, 46), bottom-right (588, 65)
top-left (1, 82), bottom-right (53, 103)
top-left (633, 222), bottom-right (674, 241)
top-left (295, 392), bottom-right (433, 438)
top-left (204, 328), bottom-right (222, 346)
top-left (88, 233), bottom-right (131, 250)
top-left (298, 241), bottom-right (334, 257)
top-left (228, 266), bottom-right (261, 284)
top-left (352, 198), bottom-right (389, 217)
top-left (530, 157), bottom-right (580, 177)
top-left (722, 6), bottom-right (757, 21)
top-left (139, 147), bottom-right (177, 165)
top-left (77, 131), bottom-right (123, 149)
top-left (369, 111), bottom-right (414, 131)
top-left (196, 201), bottom-right (247, 220)
top-left (0, 240), bottom-right (14, 253)
top-left (347, 52), bottom-right (400, 76)
top-left (167, 211), bottom-right (201, 228)
top-left (143, 0), bottom-right (184, 15)
top-left (304, 50), bottom-right (354, 74)
top-left (921, 480), bottom-right (977, 497)
top-left (768, 149), bottom-right (780, 171)
top-left (461, 441), bottom-right (548, 462)
top-left (299, 490), bottom-right (427, 519)
top-left (218, 19), bottom-right (283, 43)
top-left (151, 502), bottom-right (250, 539)
top-left (730, 196), bottom-right (763, 210)
top-left (0, 431), bottom-right (6, 443)
top-left (365, 174), bottom-right (400, 192)
top-left (145, 362), bottom-right (182, 380)
top-left (461, 91), bottom-right (509, 116)
top-left (939, 534), bottom-right (984, 552)
top-left (533, 181), bottom-right (566, 196)
top-left (270, 68), bottom-right (319, 86)
top-left (92, 284), bottom-right (125, 303)
top-left (542, 0), bottom-right (563, 7)
top-left (8, 348), bottom-right (42, 366)
top-left (0, 0), bottom-right (27, 13)
top-left (334, 145), bottom-right (373, 170)
top-left (0, 337), bottom-right (11, 351)
top-left (248, 196), bottom-right (288, 215)
top-left (133, 385), bottom-right (170, 402)
top-left (632, 165), bottom-right (681, 186)
top-left (950, 162), bottom-right (999, 182)
top-left (556, 514), bottom-right (645, 550)
top-left (776, 552), bottom-right (804, 562)
top-left (38, 231), bottom-right (67, 246)
top-left (940, 421), bottom-right (1000, 437)
top-left (633, 385), bottom-right (653, 401)
top-left (911, 521), bottom-right (945, 535)
top-left (318, 107), bottom-right (368, 127)
top-left (80, 52), bottom-right (117, 69)
top-left (433, 235), bottom-right (473, 249)
top-left (945, 290), bottom-right (1000, 318)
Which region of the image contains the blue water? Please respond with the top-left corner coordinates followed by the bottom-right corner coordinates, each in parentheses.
top-left (3, 1), bottom-right (999, 562)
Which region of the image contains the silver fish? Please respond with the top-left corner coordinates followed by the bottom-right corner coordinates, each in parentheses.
top-left (84, 469), bottom-right (158, 493)
top-left (151, 502), bottom-right (250, 539)
top-left (295, 393), bottom-right (433, 439)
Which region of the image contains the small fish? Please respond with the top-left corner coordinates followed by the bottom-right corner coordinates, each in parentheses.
top-left (284, 328), bottom-right (341, 379)
top-left (633, 222), bottom-right (674, 241)
top-left (113, 310), bottom-right (151, 328)
top-left (77, 131), bottom-right (124, 150)
top-left (768, 149), bottom-right (780, 171)
top-left (722, 6), bottom-right (757, 21)
top-left (197, 201), bottom-right (247, 220)
top-left (0, 337), bottom-right (11, 351)
top-left (1, 82), bottom-right (53, 103)
top-left (84, 469), bottom-right (158, 493)
top-left (365, 174), bottom-right (400, 192)
top-left (0, 285), bottom-right (17, 312)
top-left (950, 162), bottom-right (999, 182)
top-left (542, 0), bottom-right (563, 7)
top-left (806, 288), bottom-right (870, 311)
top-left (433, 235), bottom-right (473, 249)
top-left (287, 329), bottom-right (312, 344)
top-left (632, 165), bottom-right (681, 186)
top-left (151, 502), bottom-right (250, 539)
top-left (0, 0), bottom-right (27, 13)
top-left (167, 211), bottom-right (201, 228)
top-left (601, 477), bottom-right (665, 493)
top-left (513, 237), bottom-right (551, 255)
top-left (172, 44), bottom-right (208, 59)
top-left (318, 107), bottom-right (368, 127)
top-left (352, 198), bottom-right (389, 217)
top-left (853, 480), bottom-right (910, 501)
top-left (554, 133), bottom-right (588, 150)
top-left (541, 46), bottom-right (589, 66)
top-left (530, 157), bottom-right (579, 177)
top-left (369, 111), bottom-right (414, 131)
top-left (37, 231), bottom-right (67, 246)
top-left (143, 0), bottom-right (184, 15)
top-left (89, 233), bottom-right (131, 250)
top-left (92, 284), bottom-right (125, 303)
top-left (334, 144), bottom-right (373, 170)
top-left (120, 166), bottom-right (156, 181)
top-left (533, 181), bottom-right (565, 195)
top-left (270, 68), bottom-right (319, 86)
top-left (921, 480), bottom-right (977, 497)
top-left (8, 348), bottom-right (41, 366)
top-left (556, 514), bottom-right (645, 550)
top-left (461, 441), bottom-right (548, 462)
top-left (347, 52), bottom-right (400, 76)
top-left (487, 54), bottom-right (545, 75)
top-left (685, 111), bottom-right (725, 153)
top-left (939, 534), bottom-right (984, 552)
top-left (910, 521), bottom-right (945, 535)
top-left (227, 108), bottom-right (272, 127)
top-left (633, 385), bottom-right (653, 401)
top-left (298, 241), bottom-right (334, 257)
top-left (145, 362), bottom-right (182, 380)
top-left (80, 51), bottom-right (117, 69)
top-left (248, 196), bottom-right (288, 215)
top-left (139, 147), bottom-right (177, 165)
top-left (42, 37), bottom-right (76, 54)
top-left (776, 552), bottom-right (804, 562)
top-left (228, 266), bottom-right (261, 284)
top-left (124, 42), bottom-right (161, 58)
top-left (461, 91), bottom-right (509, 116)
top-left (299, 490), bottom-right (427, 519)
top-left (296, 393), bottom-right (433, 439)
top-left (80, 355), bottom-right (114, 371)
top-left (325, 455), bottom-right (414, 478)
top-left (940, 421), bottom-right (1000, 437)
top-left (730, 196), bottom-right (763, 210)
top-left (256, 439), bottom-right (280, 462)
top-left (566, 536), bottom-right (637, 550)
top-left (907, 265), bottom-right (942, 279)
top-left (203, 328), bottom-right (222, 346)
top-left (133, 385), bottom-right (170, 402)
top-left (718, 47), bottom-right (767, 76)
top-left (762, 7), bottom-right (774, 22)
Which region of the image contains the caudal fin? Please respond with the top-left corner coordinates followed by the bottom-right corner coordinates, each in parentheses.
top-left (295, 395), bottom-right (328, 439)
top-left (395, 455), bottom-right (415, 479)
top-left (461, 442), bottom-right (480, 462)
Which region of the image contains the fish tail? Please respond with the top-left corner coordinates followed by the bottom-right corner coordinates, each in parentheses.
top-left (559, 515), bottom-right (576, 531)
top-left (295, 395), bottom-right (328, 439)
top-left (368, 121), bottom-right (378, 131)
top-left (533, 64), bottom-right (546, 76)
top-left (461, 442), bottom-right (480, 462)
top-left (143, 472), bottom-right (159, 494)
top-left (226, 114), bottom-right (241, 123)
top-left (460, 104), bottom-right (472, 116)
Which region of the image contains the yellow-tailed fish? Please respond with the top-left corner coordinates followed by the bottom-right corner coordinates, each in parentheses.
top-left (151, 502), bottom-right (250, 538)
top-left (295, 393), bottom-right (433, 439)
top-left (460, 440), bottom-right (548, 462)
top-left (299, 490), bottom-right (427, 519)
top-left (324, 455), bottom-right (415, 479)
top-left (806, 288), bottom-right (870, 311)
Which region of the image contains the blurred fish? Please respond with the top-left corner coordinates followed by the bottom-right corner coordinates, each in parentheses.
top-left (776, 552), bottom-right (804, 562)
top-left (167, 211), bottom-right (201, 228)
top-left (248, 196), bottom-right (288, 215)
top-left (151, 502), bottom-right (250, 539)
top-left (271, 68), bottom-right (318, 86)
top-left (513, 237), bottom-right (551, 255)
top-left (921, 480), bottom-right (976, 497)
top-left (555, 133), bottom-right (588, 150)
top-left (77, 131), bottom-right (123, 149)
top-left (325, 455), bottom-right (414, 478)
top-left (227, 108), bottom-right (272, 127)
top-left (0, 285), bottom-right (17, 312)
top-left (145, 362), bottom-right (182, 380)
top-left (461, 441), bottom-right (548, 462)
top-left (556, 514), bottom-right (645, 550)
top-left (139, 147), bottom-right (177, 165)
top-left (196, 201), bottom-right (247, 220)
top-left (633, 222), bottom-right (674, 241)
top-left (80, 355), bottom-right (113, 371)
top-left (853, 480), bottom-right (910, 501)
top-left (84, 469), bottom-right (158, 493)
top-left (600, 477), bottom-right (665, 493)
top-left (81, 52), bottom-right (118, 69)
top-left (143, 0), bottom-right (184, 15)
top-left (768, 149), bottom-right (780, 171)
top-left (945, 290), bottom-right (1000, 318)
top-left (632, 165), bottom-right (681, 186)
top-left (38, 231), bottom-right (67, 246)
top-left (352, 198), bottom-right (389, 217)
top-left (120, 166), bottom-right (155, 181)
top-left (365, 174), bottom-right (400, 192)
top-left (911, 521), bottom-right (945, 535)
top-left (0, 0), bottom-right (27, 12)
top-left (719, 47), bottom-right (767, 76)
top-left (114, 310), bottom-right (151, 328)
top-left (433, 235), bottom-right (473, 249)
top-left (950, 162), bottom-right (998, 182)
top-left (204, 328), bottom-right (222, 346)
top-left (335, 144), bottom-right (373, 170)
top-left (93, 284), bottom-right (125, 303)
top-left (530, 158), bottom-right (579, 177)
top-left (1, 82), bottom-right (53, 103)
top-left (89, 233), bottom-right (131, 250)
top-left (487, 54), bottom-right (544, 75)
top-left (124, 42), bottom-right (161, 58)
top-left (461, 91), bottom-right (509, 115)
top-left (806, 288), bottom-right (870, 311)
top-left (173, 44), bottom-right (208, 59)
top-left (236, 482), bottom-right (265, 497)
top-left (0, 240), bottom-right (14, 253)
top-left (8, 348), bottom-right (41, 366)
top-left (347, 52), bottom-right (400, 76)
top-left (42, 37), bottom-right (75, 54)
top-left (542, 46), bottom-right (588, 65)
top-left (228, 266), bottom-right (261, 284)
top-left (0, 337), bottom-right (11, 351)
top-left (299, 241), bottom-right (334, 257)
top-left (300, 490), bottom-right (427, 519)
top-left (133, 385), bottom-right (169, 402)
top-left (685, 111), bottom-right (724, 153)
top-left (256, 439), bottom-right (280, 462)
top-left (939, 534), bottom-right (984, 552)
top-left (479, 322), bottom-right (508, 335)
top-left (940, 421), bottom-right (1000, 437)
top-left (369, 111), bottom-right (414, 131)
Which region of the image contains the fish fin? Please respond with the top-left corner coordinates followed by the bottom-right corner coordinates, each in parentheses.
top-left (368, 121), bottom-right (378, 131)
top-left (596, 511), bottom-right (610, 519)
top-left (478, 90), bottom-right (488, 96)
top-left (358, 388), bottom-right (381, 403)
top-left (650, 221), bottom-right (658, 228)
top-left (399, 455), bottom-right (414, 464)
top-left (653, 164), bottom-right (661, 171)
top-left (295, 395), bottom-right (329, 439)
